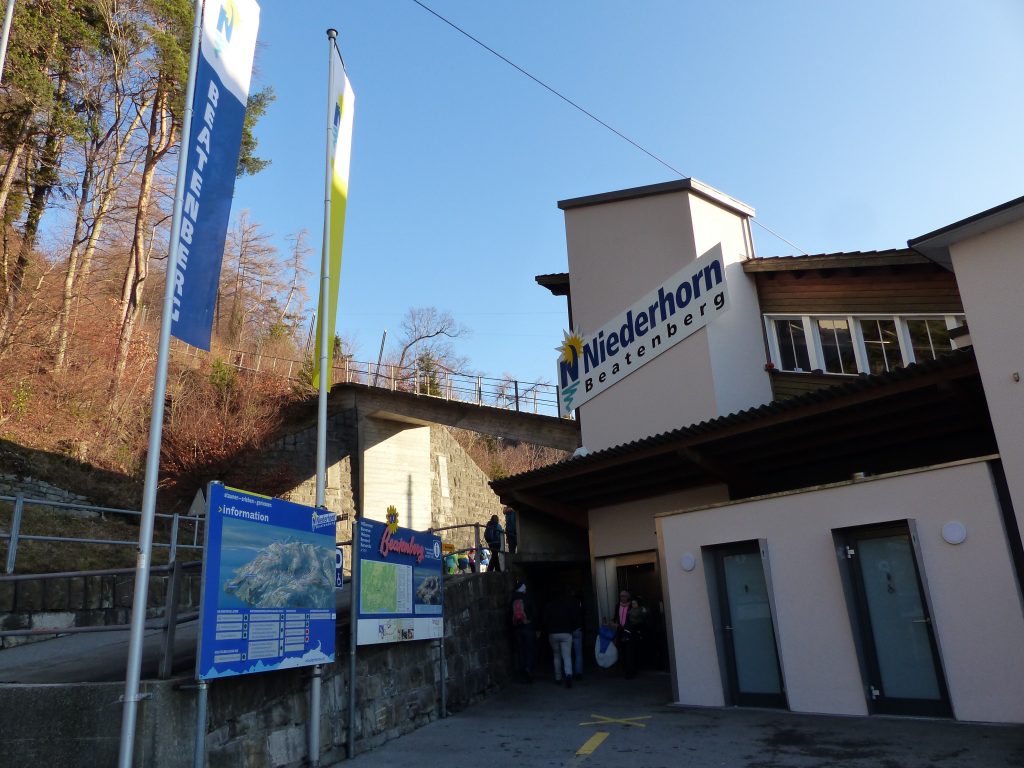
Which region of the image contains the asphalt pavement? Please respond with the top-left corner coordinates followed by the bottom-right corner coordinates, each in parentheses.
top-left (0, 589), bottom-right (352, 683)
top-left (340, 671), bottom-right (1024, 768)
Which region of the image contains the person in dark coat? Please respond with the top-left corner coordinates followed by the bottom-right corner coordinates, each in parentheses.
top-left (485, 514), bottom-right (504, 572)
top-left (510, 582), bottom-right (535, 682)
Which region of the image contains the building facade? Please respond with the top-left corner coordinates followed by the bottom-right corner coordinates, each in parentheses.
top-left (495, 181), bottom-right (1024, 723)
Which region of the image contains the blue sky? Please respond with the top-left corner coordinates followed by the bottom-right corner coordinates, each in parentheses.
top-left (232, 0), bottom-right (1024, 385)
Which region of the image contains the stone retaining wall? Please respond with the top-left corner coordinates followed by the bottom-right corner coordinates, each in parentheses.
top-left (431, 427), bottom-right (504, 552)
top-left (1, 572), bottom-right (517, 767)
top-left (0, 568), bottom-right (202, 649)
top-left (0, 473), bottom-right (94, 507)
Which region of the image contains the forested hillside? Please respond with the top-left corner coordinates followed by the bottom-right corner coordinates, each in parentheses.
top-left (0, 1), bottom-right (563, 511)
top-left (0, 0), bottom-right (304, 507)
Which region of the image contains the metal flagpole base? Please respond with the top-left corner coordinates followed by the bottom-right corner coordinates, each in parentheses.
top-left (194, 680), bottom-right (209, 768)
top-left (309, 664), bottom-right (322, 767)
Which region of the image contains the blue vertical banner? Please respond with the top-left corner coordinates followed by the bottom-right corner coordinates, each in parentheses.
top-left (170, 0), bottom-right (261, 350)
top-left (196, 483), bottom-right (337, 680)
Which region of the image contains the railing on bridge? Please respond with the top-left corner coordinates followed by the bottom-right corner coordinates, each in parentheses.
top-left (173, 341), bottom-right (567, 419)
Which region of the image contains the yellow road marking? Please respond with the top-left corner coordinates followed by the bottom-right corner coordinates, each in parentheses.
top-left (576, 731), bottom-right (609, 756)
top-left (579, 714), bottom-right (651, 728)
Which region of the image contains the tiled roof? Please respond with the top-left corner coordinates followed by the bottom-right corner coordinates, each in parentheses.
top-left (743, 248), bottom-right (932, 272)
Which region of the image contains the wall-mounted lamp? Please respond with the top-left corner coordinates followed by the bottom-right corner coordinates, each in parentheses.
top-left (680, 552), bottom-right (697, 572)
top-left (941, 521), bottom-right (967, 545)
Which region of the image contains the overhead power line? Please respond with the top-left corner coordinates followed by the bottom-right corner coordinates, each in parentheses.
top-left (409, 0), bottom-right (808, 256)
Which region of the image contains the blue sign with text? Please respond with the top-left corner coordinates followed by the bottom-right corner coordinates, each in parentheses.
top-left (196, 483), bottom-right (336, 680)
top-left (356, 518), bottom-right (443, 645)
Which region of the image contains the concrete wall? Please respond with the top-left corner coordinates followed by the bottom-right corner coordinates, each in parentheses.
top-left (656, 459), bottom-right (1024, 723)
top-left (361, 418), bottom-right (431, 530)
top-left (948, 218), bottom-right (1024, 548)
top-left (250, 410), bottom-right (505, 577)
top-left (0, 573), bottom-right (517, 768)
top-left (430, 427), bottom-right (503, 553)
top-left (589, 485), bottom-right (729, 559)
top-left (561, 182), bottom-right (769, 452)
top-left (692, 196), bottom-right (773, 417)
top-left (0, 568), bottom-right (202, 649)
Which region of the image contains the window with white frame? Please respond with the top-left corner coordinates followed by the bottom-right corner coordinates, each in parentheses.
top-left (766, 314), bottom-right (964, 375)
top-left (906, 318), bottom-right (953, 362)
top-left (859, 318), bottom-right (902, 374)
top-left (772, 318), bottom-right (811, 372)
top-left (816, 318), bottom-right (857, 374)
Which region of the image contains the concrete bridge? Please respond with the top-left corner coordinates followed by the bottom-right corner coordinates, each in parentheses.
top-left (285, 381), bottom-right (580, 452)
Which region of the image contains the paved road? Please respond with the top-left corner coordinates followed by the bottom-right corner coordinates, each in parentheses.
top-left (0, 590), bottom-right (352, 683)
top-left (340, 672), bottom-right (1024, 768)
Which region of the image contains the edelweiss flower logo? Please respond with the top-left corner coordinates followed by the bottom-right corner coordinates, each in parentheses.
top-left (386, 505), bottom-right (399, 534)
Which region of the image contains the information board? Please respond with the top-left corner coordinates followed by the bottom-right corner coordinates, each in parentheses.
top-left (356, 518), bottom-right (443, 645)
top-left (196, 483), bottom-right (336, 680)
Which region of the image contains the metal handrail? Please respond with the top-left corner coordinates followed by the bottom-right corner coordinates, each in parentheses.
top-left (0, 560), bottom-right (202, 583)
top-left (0, 561), bottom-right (203, 678)
top-left (0, 533), bottom-right (202, 550)
top-left (0, 611), bottom-right (200, 638)
top-left (0, 494), bottom-right (205, 575)
top-left (172, 339), bottom-right (568, 418)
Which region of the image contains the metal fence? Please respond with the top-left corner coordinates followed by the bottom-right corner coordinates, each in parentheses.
top-left (173, 341), bottom-right (565, 418)
top-left (0, 493), bottom-right (204, 575)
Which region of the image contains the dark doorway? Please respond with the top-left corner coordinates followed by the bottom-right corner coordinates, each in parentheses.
top-left (616, 561), bottom-right (669, 671)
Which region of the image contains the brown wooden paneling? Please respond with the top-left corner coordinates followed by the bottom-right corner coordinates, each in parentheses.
top-left (755, 268), bottom-right (963, 315)
top-left (769, 370), bottom-right (851, 401)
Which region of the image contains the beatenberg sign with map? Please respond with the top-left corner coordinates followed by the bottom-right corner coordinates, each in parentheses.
top-left (356, 512), bottom-right (443, 645)
top-left (196, 483), bottom-right (337, 680)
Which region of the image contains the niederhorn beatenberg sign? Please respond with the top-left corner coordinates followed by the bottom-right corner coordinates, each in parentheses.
top-left (557, 244), bottom-right (730, 415)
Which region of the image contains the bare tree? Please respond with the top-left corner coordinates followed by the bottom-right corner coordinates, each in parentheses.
top-left (53, 0), bottom-right (152, 371)
top-left (393, 306), bottom-right (469, 372)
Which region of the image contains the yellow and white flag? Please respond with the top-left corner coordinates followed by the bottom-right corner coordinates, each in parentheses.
top-left (313, 48), bottom-right (355, 389)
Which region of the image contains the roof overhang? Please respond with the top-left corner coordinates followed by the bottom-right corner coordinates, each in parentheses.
top-left (535, 272), bottom-right (570, 297)
top-left (743, 248), bottom-right (932, 273)
top-left (492, 351), bottom-right (995, 525)
top-left (909, 195), bottom-right (1024, 270)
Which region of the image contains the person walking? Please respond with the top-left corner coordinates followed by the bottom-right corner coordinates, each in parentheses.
top-left (544, 590), bottom-right (577, 688)
top-left (511, 582), bottom-right (536, 682)
top-left (484, 514), bottom-right (504, 572)
top-left (606, 589), bottom-right (641, 679)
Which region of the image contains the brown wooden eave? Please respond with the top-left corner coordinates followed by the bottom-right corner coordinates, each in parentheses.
top-left (492, 350), bottom-right (995, 521)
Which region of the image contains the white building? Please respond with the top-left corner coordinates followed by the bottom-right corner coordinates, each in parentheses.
top-left (495, 180), bottom-right (1024, 722)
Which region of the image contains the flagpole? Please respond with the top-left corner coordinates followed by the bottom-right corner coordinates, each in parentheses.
top-left (308, 26), bottom-right (339, 768)
top-left (0, 0), bottom-right (16, 86)
top-left (117, 0), bottom-right (204, 765)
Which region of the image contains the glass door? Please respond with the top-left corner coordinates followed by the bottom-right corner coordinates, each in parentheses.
top-left (712, 542), bottom-right (787, 708)
top-left (842, 524), bottom-right (951, 717)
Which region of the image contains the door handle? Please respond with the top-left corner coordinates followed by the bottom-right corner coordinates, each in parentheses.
top-left (911, 617), bottom-right (931, 624)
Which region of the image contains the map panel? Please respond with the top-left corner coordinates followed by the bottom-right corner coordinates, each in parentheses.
top-left (196, 483), bottom-right (337, 680)
top-left (356, 518), bottom-right (443, 645)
